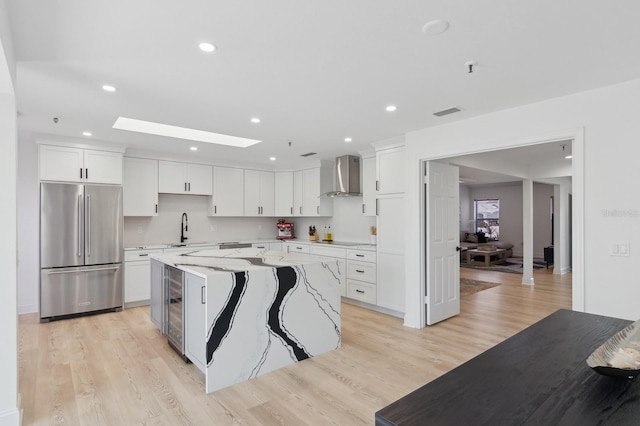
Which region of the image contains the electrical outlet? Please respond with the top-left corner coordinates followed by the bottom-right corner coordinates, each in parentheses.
top-left (611, 242), bottom-right (630, 256)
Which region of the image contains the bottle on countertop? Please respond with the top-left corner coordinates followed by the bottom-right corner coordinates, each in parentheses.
top-left (326, 225), bottom-right (332, 241)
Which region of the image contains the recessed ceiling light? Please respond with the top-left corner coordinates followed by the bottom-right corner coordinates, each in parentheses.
top-left (251, 117), bottom-right (261, 124)
top-left (102, 84), bottom-right (116, 92)
top-left (344, 137), bottom-right (352, 142)
top-left (198, 42), bottom-right (216, 53)
top-left (565, 155), bottom-right (573, 159)
top-left (82, 131), bottom-right (92, 137)
top-left (269, 156), bottom-right (276, 161)
top-left (385, 105), bottom-right (397, 112)
top-left (190, 146), bottom-right (198, 151)
top-left (422, 20), bottom-right (450, 35)
top-left (112, 117), bottom-right (261, 148)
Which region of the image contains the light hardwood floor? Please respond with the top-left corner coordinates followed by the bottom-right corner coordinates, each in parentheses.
top-left (19, 268), bottom-right (571, 425)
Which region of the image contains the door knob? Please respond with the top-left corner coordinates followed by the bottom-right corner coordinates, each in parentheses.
top-left (456, 246), bottom-right (461, 252)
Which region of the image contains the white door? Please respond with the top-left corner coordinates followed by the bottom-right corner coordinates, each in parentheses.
top-left (425, 161), bottom-right (460, 325)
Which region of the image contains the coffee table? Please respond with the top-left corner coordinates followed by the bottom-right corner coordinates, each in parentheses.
top-left (466, 248), bottom-right (507, 266)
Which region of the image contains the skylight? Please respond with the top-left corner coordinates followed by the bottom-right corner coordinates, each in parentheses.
top-left (112, 117), bottom-right (261, 148)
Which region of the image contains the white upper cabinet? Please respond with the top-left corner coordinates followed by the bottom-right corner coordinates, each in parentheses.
top-left (376, 146), bottom-right (404, 194)
top-left (361, 155), bottom-right (376, 216)
top-left (210, 166), bottom-right (244, 216)
top-left (293, 170), bottom-right (304, 216)
top-left (39, 144), bottom-right (123, 184)
top-left (293, 167), bottom-right (333, 216)
top-left (274, 171), bottom-right (294, 217)
top-left (123, 157), bottom-right (158, 216)
top-left (158, 161), bottom-right (212, 195)
top-left (244, 170), bottom-right (275, 216)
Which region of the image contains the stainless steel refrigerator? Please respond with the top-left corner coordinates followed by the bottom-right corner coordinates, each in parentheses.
top-left (40, 182), bottom-right (123, 321)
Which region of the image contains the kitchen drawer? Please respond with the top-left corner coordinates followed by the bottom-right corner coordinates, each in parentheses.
top-left (347, 260), bottom-right (376, 283)
top-left (346, 280), bottom-right (377, 304)
top-left (347, 249), bottom-right (376, 263)
top-left (125, 249), bottom-right (163, 262)
top-left (309, 245), bottom-right (346, 259)
top-left (286, 244), bottom-right (310, 254)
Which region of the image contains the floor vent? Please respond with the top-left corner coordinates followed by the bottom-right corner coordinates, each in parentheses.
top-left (433, 107), bottom-right (462, 117)
top-left (300, 152), bottom-right (317, 157)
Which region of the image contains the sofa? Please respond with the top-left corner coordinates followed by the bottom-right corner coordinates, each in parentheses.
top-left (460, 231), bottom-right (514, 259)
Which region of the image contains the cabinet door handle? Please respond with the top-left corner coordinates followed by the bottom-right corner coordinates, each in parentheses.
top-left (80, 168), bottom-right (83, 179)
top-left (290, 207), bottom-right (293, 215)
top-left (85, 168), bottom-right (88, 180)
top-left (375, 199), bottom-right (379, 216)
top-left (139, 253), bottom-right (149, 257)
top-left (317, 206), bottom-right (319, 214)
top-left (356, 254), bottom-right (364, 257)
top-left (214, 205), bottom-right (217, 214)
top-left (376, 180), bottom-right (379, 191)
top-left (356, 269), bottom-right (365, 273)
top-left (356, 289), bottom-right (365, 294)
top-left (296, 246), bottom-right (303, 250)
top-left (299, 207), bottom-right (302, 215)
top-left (201, 286), bottom-right (206, 304)
top-left (155, 204), bottom-right (158, 214)
top-left (362, 204), bottom-right (365, 214)
top-left (185, 182), bottom-right (187, 191)
top-left (188, 182), bottom-right (191, 192)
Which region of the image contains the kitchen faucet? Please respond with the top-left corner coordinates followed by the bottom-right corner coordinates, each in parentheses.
top-left (181, 212), bottom-right (188, 243)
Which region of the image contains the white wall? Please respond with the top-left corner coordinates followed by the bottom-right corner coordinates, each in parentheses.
top-left (405, 77), bottom-right (640, 326)
top-left (0, 0), bottom-right (20, 420)
top-left (17, 133), bottom-right (38, 314)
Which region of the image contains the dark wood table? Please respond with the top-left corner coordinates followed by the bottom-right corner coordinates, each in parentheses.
top-left (375, 309), bottom-right (640, 425)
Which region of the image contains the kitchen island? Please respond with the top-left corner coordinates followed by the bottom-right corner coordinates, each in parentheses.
top-left (150, 247), bottom-right (342, 393)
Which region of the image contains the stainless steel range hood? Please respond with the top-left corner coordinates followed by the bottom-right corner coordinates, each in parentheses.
top-left (323, 155), bottom-right (361, 197)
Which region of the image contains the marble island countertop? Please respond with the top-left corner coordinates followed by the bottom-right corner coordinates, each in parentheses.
top-left (150, 247), bottom-right (333, 278)
top-left (126, 238), bottom-right (375, 251)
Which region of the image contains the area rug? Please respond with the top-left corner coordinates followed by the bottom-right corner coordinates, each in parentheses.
top-left (460, 278), bottom-right (501, 296)
top-left (460, 257), bottom-right (546, 274)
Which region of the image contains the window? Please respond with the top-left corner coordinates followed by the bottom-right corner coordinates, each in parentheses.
top-left (474, 199), bottom-right (500, 240)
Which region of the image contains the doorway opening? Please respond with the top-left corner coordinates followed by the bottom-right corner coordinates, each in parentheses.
top-left (421, 136), bottom-right (580, 326)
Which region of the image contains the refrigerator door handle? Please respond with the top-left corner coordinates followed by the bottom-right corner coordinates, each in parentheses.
top-left (86, 194), bottom-right (91, 257)
top-left (77, 194), bottom-right (83, 257)
top-left (46, 265), bottom-right (120, 275)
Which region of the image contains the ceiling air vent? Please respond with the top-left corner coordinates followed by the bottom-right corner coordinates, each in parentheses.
top-left (300, 152), bottom-right (317, 157)
top-left (433, 107), bottom-right (462, 117)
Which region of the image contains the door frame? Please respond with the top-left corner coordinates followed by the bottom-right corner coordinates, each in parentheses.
top-left (418, 129), bottom-right (584, 326)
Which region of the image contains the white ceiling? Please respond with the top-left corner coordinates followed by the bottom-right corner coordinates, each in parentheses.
top-left (7, 1), bottom-right (640, 168)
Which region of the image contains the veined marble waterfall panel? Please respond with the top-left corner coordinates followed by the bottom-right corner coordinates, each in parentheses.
top-left (186, 251), bottom-right (341, 393)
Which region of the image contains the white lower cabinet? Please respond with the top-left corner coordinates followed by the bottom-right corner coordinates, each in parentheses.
top-left (252, 242), bottom-right (284, 251)
top-left (150, 259), bottom-right (164, 331)
top-left (376, 252), bottom-right (405, 312)
top-left (185, 272), bottom-right (206, 373)
top-left (124, 249), bottom-right (163, 307)
top-left (346, 249), bottom-right (377, 304)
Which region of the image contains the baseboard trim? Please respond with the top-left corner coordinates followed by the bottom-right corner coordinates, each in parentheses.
top-left (17, 303), bottom-right (37, 315)
top-left (341, 297), bottom-right (405, 319)
top-left (0, 407), bottom-right (21, 426)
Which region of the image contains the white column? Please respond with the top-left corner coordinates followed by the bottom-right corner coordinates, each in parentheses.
top-left (522, 179), bottom-right (534, 285)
